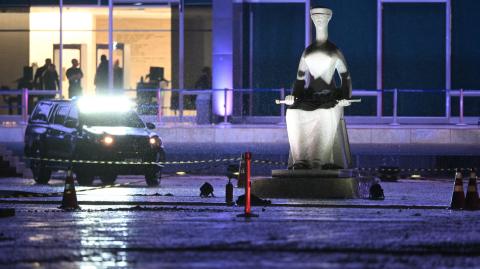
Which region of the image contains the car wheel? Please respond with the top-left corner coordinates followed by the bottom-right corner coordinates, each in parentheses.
top-left (31, 148), bottom-right (51, 184)
top-left (76, 171), bottom-right (95, 186)
top-left (145, 168), bottom-right (161, 187)
top-left (100, 173), bottom-right (117, 185)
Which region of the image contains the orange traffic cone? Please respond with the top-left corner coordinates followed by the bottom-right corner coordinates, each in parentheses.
top-left (60, 170), bottom-right (80, 210)
top-left (450, 170), bottom-right (465, 210)
top-left (465, 170), bottom-right (480, 211)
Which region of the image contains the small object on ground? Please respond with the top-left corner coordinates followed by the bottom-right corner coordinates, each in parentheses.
top-left (0, 208), bottom-right (15, 218)
top-left (236, 194), bottom-right (271, 206)
top-left (164, 193), bottom-right (174, 197)
top-left (200, 182), bottom-right (214, 197)
top-left (225, 179), bottom-right (234, 205)
top-left (369, 183), bottom-right (385, 200)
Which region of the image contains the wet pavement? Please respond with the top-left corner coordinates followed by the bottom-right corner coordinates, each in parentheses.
top-left (1, 174), bottom-right (480, 268)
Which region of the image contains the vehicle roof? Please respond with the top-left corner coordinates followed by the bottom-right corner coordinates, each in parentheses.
top-left (38, 98), bottom-right (72, 104)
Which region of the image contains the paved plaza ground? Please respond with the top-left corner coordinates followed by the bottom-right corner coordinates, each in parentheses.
top-left (1, 174), bottom-right (480, 268)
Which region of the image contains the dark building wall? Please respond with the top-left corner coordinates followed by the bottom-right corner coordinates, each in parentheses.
top-left (451, 0), bottom-right (480, 116)
top-left (311, 0), bottom-right (377, 116)
top-left (171, 6), bottom-right (211, 88)
top-left (383, 3), bottom-right (446, 116)
top-left (251, 3), bottom-right (305, 116)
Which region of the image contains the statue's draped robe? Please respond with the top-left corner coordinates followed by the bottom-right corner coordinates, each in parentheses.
top-left (286, 41), bottom-right (351, 169)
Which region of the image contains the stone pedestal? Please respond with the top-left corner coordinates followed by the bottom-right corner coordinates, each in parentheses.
top-left (251, 169), bottom-right (359, 199)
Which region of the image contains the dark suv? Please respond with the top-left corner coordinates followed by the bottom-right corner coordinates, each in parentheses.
top-left (24, 97), bottom-right (165, 186)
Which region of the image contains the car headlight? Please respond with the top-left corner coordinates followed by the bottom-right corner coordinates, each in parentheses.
top-left (149, 136), bottom-right (161, 147)
top-left (102, 136), bottom-right (114, 146)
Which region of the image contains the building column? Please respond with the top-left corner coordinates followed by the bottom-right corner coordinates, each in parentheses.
top-left (212, 0), bottom-right (234, 116)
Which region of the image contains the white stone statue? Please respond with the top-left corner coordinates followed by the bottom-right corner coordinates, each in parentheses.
top-left (285, 6), bottom-right (352, 169)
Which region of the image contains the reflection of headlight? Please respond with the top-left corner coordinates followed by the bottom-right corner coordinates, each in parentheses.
top-left (103, 136), bottom-right (114, 145)
top-left (149, 137), bottom-right (161, 146)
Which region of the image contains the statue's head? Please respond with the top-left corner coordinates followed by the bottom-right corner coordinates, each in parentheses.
top-left (310, 6), bottom-right (332, 28)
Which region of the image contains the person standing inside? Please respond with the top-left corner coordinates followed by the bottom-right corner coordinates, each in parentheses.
top-left (113, 59), bottom-right (124, 91)
top-left (94, 54), bottom-right (109, 94)
top-left (42, 64), bottom-right (59, 90)
top-left (33, 58), bottom-right (52, 90)
top-left (41, 63), bottom-right (59, 100)
top-left (66, 59), bottom-right (83, 98)
top-left (194, 66), bottom-right (212, 90)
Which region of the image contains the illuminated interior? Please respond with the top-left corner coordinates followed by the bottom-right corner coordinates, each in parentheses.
top-left (29, 6), bottom-right (172, 103)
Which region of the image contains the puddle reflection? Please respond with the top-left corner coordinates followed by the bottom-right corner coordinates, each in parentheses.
top-left (75, 214), bottom-right (132, 267)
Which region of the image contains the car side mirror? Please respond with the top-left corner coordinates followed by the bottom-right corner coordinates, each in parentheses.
top-left (65, 119), bottom-right (78, 129)
top-left (146, 122), bottom-right (156, 130)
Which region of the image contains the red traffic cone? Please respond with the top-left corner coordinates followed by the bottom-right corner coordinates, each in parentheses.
top-left (60, 170), bottom-right (80, 210)
top-left (465, 170), bottom-right (480, 211)
top-left (450, 171), bottom-right (465, 210)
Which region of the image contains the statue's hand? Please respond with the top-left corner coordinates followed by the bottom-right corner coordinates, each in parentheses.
top-left (284, 95), bottom-right (295, 106)
top-left (337, 99), bottom-right (351, 107)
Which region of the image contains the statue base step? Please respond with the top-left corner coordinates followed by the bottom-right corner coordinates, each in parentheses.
top-left (252, 169), bottom-right (359, 199)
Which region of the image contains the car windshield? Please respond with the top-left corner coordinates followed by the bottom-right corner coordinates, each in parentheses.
top-left (81, 111), bottom-right (145, 128)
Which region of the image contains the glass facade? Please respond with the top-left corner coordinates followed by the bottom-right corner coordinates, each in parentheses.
top-left (0, 2), bottom-right (212, 118)
top-left (0, 0), bottom-right (479, 121)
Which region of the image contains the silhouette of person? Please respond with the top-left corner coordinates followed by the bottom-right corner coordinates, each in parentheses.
top-left (194, 66), bottom-right (212, 90)
top-left (42, 64), bottom-right (59, 91)
top-left (113, 59), bottom-right (123, 91)
top-left (39, 63), bottom-right (59, 101)
top-left (33, 58), bottom-right (52, 90)
top-left (66, 58), bottom-right (83, 98)
top-left (194, 66), bottom-right (213, 124)
top-left (94, 54), bottom-right (109, 94)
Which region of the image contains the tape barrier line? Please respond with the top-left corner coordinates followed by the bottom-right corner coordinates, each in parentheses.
top-left (253, 159), bottom-right (288, 166)
top-left (253, 160), bottom-right (476, 173)
top-left (359, 167), bottom-right (476, 173)
top-left (27, 156), bottom-right (473, 173)
top-left (4, 155), bottom-right (242, 198)
top-left (26, 157), bottom-right (242, 166)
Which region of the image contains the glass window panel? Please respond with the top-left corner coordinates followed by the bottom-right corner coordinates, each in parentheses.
top-left (0, 8), bottom-right (31, 115)
top-left (112, 5), bottom-right (173, 115)
top-left (59, 7), bottom-right (109, 98)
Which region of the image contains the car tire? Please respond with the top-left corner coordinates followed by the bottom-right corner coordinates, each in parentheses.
top-left (145, 168), bottom-right (161, 187)
top-left (100, 174), bottom-right (117, 185)
top-left (76, 171), bottom-right (95, 186)
top-left (31, 148), bottom-right (51, 184)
